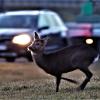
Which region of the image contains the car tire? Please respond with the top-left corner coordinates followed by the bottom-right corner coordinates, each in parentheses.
top-left (6, 57), bottom-right (15, 62)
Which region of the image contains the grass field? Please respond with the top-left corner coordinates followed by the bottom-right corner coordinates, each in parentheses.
top-left (0, 60), bottom-right (100, 100)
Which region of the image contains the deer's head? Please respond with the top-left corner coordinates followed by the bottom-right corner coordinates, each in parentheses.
top-left (28, 32), bottom-right (48, 54)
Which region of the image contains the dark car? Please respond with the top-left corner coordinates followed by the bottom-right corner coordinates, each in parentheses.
top-left (65, 15), bottom-right (100, 59)
top-left (0, 10), bottom-right (68, 62)
top-left (74, 15), bottom-right (100, 54)
top-left (66, 22), bottom-right (93, 45)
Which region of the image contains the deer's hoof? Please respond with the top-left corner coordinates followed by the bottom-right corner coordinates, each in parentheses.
top-left (76, 87), bottom-right (84, 91)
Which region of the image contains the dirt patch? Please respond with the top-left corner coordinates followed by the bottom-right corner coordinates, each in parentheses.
top-left (0, 61), bottom-right (99, 82)
top-left (0, 62), bottom-right (51, 82)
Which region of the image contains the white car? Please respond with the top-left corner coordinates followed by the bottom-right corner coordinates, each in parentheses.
top-left (0, 10), bottom-right (68, 62)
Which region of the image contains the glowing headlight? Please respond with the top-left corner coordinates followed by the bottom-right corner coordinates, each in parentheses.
top-left (12, 34), bottom-right (31, 46)
top-left (86, 38), bottom-right (93, 44)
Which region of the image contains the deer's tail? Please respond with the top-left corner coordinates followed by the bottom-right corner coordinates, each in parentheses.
top-left (93, 54), bottom-right (99, 63)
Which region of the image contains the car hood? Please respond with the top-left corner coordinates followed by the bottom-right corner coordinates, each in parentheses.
top-left (0, 28), bottom-right (33, 35)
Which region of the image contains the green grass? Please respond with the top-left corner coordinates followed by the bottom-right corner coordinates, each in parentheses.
top-left (0, 77), bottom-right (99, 100)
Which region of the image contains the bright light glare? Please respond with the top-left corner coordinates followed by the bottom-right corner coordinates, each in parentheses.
top-left (12, 34), bottom-right (31, 45)
top-left (86, 38), bottom-right (93, 44)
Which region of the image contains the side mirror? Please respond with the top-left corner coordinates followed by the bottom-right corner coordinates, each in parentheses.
top-left (38, 26), bottom-right (49, 32)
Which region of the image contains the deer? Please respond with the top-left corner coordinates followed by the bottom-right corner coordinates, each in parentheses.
top-left (28, 32), bottom-right (98, 92)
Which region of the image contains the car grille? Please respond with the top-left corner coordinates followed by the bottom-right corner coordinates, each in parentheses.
top-left (0, 35), bottom-right (13, 42)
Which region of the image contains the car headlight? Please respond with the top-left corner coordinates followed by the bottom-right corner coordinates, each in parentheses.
top-left (12, 34), bottom-right (32, 46)
top-left (86, 38), bottom-right (93, 44)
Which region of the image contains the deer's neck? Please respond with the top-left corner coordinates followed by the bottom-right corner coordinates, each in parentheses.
top-left (34, 53), bottom-right (48, 69)
top-left (34, 53), bottom-right (57, 75)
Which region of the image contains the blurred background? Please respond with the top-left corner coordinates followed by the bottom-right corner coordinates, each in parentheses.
top-left (0, 1), bottom-right (99, 99)
top-left (0, 0), bottom-right (99, 62)
top-left (0, 0), bottom-right (99, 21)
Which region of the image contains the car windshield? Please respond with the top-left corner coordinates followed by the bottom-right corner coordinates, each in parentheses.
top-left (0, 15), bottom-right (38, 28)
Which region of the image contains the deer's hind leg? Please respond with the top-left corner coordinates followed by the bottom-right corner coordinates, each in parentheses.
top-left (61, 77), bottom-right (78, 84)
top-left (78, 68), bottom-right (93, 90)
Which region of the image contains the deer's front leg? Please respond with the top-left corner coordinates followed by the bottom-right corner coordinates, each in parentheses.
top-left (55, 75), bottom-right (61, 92)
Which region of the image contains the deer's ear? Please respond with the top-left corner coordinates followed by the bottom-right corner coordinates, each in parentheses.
top-left (34, 32), bottom-right (40, 39)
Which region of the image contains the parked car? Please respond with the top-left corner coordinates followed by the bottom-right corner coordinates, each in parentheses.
top-left (92, 23), bottom-right (100, 55)
top-left (0, 10), bottom-right (68, 62)
top-left (66, 22), bottom-right (93, 45)
top-left (66, 15), bottom-right (100, 56)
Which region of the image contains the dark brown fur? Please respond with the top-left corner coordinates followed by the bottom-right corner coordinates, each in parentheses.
top-left (28, 32), bottom-right (98, 92)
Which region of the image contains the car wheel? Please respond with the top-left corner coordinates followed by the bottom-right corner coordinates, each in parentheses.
top-left (6, 57), bottom-right (15, 62)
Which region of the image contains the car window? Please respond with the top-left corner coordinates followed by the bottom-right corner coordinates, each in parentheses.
top-left (46, 14), bottom-right (64, 27)
top-left (38, 14), bottom-right (49, 28)
top-left (0, 15), bottom-right (38, 28)
top-left (38, 13), bottom-right (64, 28)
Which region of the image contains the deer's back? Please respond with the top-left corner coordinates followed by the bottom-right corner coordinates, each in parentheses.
top-left (44, 44), bottom-right (98, 61)
top-left (35, 44), bottom-right (98, 75)
top-left (46, 45), bottom-right (98, 66)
